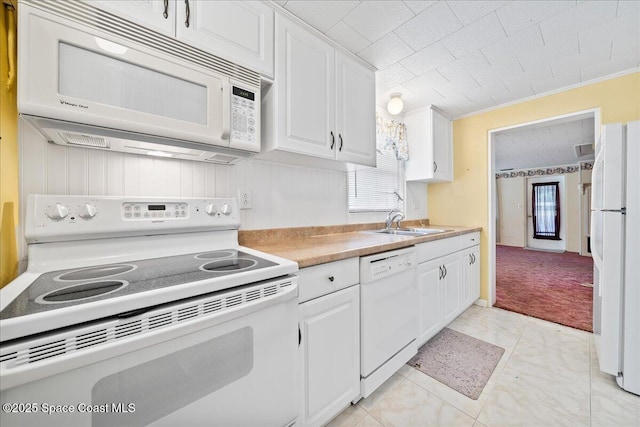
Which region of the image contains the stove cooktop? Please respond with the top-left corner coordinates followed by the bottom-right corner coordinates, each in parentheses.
top-left (0, 250), bottom-right (277, 321)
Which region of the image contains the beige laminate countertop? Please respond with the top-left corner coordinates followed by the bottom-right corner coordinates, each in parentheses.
top-left (240, 224), bottom-right (481, 268)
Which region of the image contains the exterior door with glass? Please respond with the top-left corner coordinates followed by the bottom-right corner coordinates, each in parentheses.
top-left (526, 176), bottom-right (566, 251)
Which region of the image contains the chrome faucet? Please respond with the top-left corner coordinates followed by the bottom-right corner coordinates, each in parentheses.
top-left (385, 209), bottom-right (405, 229)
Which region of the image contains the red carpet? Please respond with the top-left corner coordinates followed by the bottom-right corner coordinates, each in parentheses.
top-left (495, 245), bottom-right (593, 332)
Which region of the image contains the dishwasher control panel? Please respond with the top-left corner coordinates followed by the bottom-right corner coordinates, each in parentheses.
top-left (359, 247), bottom-right (417, 283)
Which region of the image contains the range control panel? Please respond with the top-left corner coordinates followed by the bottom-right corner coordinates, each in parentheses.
top-left (122, 202), bottom-right (189, 220)
top-left (25, 196), bottom-right (240, 243)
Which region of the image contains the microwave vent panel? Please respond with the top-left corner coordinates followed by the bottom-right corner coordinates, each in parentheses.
top-left (61, 132), bottom-right (109, 149)
top-left (205, 153), bottom-right (239, 164)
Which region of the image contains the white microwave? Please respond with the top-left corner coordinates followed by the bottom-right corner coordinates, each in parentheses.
top-left (18, 1), bottom-right (261, 164)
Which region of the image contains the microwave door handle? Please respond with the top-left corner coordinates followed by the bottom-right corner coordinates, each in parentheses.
top-left (220, 79), bottom-right (231, 140)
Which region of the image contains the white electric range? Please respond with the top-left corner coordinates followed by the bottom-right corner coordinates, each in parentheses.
top-left (0, 195), bottom-right (299, 427)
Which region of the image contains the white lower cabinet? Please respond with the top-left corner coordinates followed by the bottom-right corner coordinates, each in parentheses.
top-left (416, 232), bottom-right (480, 347)
top-left (299, 285), bottom-right (360, 427)
top-left (416, 259), bottom-right (442, 346)
top-left (462, 245), bottom-right (481, 308)
top-left (297, 259), bottom-right (360, 427)
top-left (441, 253), bottom-right (463, 325)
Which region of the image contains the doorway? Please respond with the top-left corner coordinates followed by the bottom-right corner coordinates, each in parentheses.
top-left (487, 109), bottom-right (599, 329)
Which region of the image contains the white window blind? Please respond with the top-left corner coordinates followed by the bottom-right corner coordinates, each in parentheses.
top-left (348, 139), bottom-right (403, 213)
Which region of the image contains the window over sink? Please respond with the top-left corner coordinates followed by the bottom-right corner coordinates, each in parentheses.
top-left (347, 132), bottom-right (405, 213)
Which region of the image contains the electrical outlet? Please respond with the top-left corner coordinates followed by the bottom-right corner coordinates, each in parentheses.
top-left (238, 189), bottom-right (252, 210)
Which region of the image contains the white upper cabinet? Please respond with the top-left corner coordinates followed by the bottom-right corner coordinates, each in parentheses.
top-left (88, 1), bottom-right (274, 77)
top-left (275, 13), bottom-right (335, 158)
top-left (264, 14), bottom-right (376, 167)
top-left (176, 1), bottom-right (274, 77)
top-left (404, 106), bottom-right (453, 182)
top-left (89, 1), bottom-right (177, 35)
top-left (335, 52), bottom-right (376, 166)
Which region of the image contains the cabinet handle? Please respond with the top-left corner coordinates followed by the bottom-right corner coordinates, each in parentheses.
top-left (443, 265), bottom-right (447, 278)
top-left (433, 162), bottom-right (438, 173)
top-left (184, 0), bottom-right (190, 28)
top-left (473, 253), bottom-right (476, 264)
top-left (163, 0), bottom-right (169, 18)
top-left (469, 255), bottom-right (473, 265)
top-left (328, 275), bottom-right (335, 282)
top-left (339, 134), bottom-right (343, 152)
top-left (298, 325), bottom-right (301, 347)
top-left (438, 266), bottom-right (443, 280)
top-left (330, 131), bottom-right (335, 150)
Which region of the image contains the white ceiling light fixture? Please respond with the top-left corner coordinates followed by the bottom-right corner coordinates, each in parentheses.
top-left (387, 93), bottom-right (403, 115)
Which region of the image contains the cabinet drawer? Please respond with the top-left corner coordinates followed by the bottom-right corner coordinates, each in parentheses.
top-left (297, 258), bottom-right (359, 303)
top-left (417, 232), bottom-right (480, 263)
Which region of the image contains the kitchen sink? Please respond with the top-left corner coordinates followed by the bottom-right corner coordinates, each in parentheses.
top-left (372, 228), bottom-right (450, 236)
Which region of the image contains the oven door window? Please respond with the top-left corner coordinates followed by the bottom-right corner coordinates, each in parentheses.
top-left (92, 328), bottom-right (253, 427)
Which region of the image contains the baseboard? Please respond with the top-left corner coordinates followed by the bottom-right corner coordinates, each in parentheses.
top-left (524, 246), bottom-right (565, 253)
top-left (473, 299), bottom-right (488, 307)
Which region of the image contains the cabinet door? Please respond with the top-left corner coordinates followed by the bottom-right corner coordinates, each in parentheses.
top-left (335, 52), bottom-right (376, 167)
top-left (464, 246), bottom-right (481, 307)
top-left (276, 15), bottom-right (335, 159)
top-left (441, 253), bottom-right (462, 324)
top-left (299, 285), bottom-right (360, 427)
top-left (432, 108), bottom-right (453, 182)
top-left (176, 1), bottom-right (274, 77)
top-left (404, 107), bottom-right (433, 182)
top-left (417, 259), bottom-right (443, 347)
top-left (405, 107), bottom-right (453, 183)
top-left (89, 0), bottom-right (176, 35)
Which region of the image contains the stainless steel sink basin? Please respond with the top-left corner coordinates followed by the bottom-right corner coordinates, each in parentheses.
top-left (373, 228), bottom-right (450, 236)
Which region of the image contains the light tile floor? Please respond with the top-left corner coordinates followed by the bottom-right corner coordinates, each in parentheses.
top-left (327, 306), bottom-right (640, 427)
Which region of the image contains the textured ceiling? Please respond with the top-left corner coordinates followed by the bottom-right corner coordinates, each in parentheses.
top-left (279, 0), bottom-right (640, 119)
top-left (494, 116), bottom-right (595, 170)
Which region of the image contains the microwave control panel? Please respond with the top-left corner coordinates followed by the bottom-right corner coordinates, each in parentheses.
top-left (231, 85), bottom-right (257, 147)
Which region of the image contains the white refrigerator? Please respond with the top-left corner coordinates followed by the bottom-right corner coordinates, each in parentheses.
top-left (591, 121), bottom-right (639, 396)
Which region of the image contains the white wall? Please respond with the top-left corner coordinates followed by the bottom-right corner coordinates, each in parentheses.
top-left (18, 117), bottom-right (427, 262)
top-left (565, 172), bottom-right (580, 252)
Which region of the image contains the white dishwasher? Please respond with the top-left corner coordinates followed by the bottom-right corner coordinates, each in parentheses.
top-left (359, 246), bottom-right (418, 398)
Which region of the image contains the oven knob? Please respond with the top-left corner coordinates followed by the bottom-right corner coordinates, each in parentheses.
top-left (205, 203), bottom-right (218, 216)
top-left (219, 203), bottom-right (233, 216)
top-left (78, 203), bottom-right (97, 219)
top-left (45, 203), bottom-right (69, 221)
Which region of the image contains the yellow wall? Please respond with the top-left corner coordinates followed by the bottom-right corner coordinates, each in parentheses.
top-left (428, 72), bottom-right (640, 301)
top-left (1, 1), bottom-right (19, 288)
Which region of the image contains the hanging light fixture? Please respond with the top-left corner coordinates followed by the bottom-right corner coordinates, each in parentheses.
top-left (387, 93), bottom-right (404, 115)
